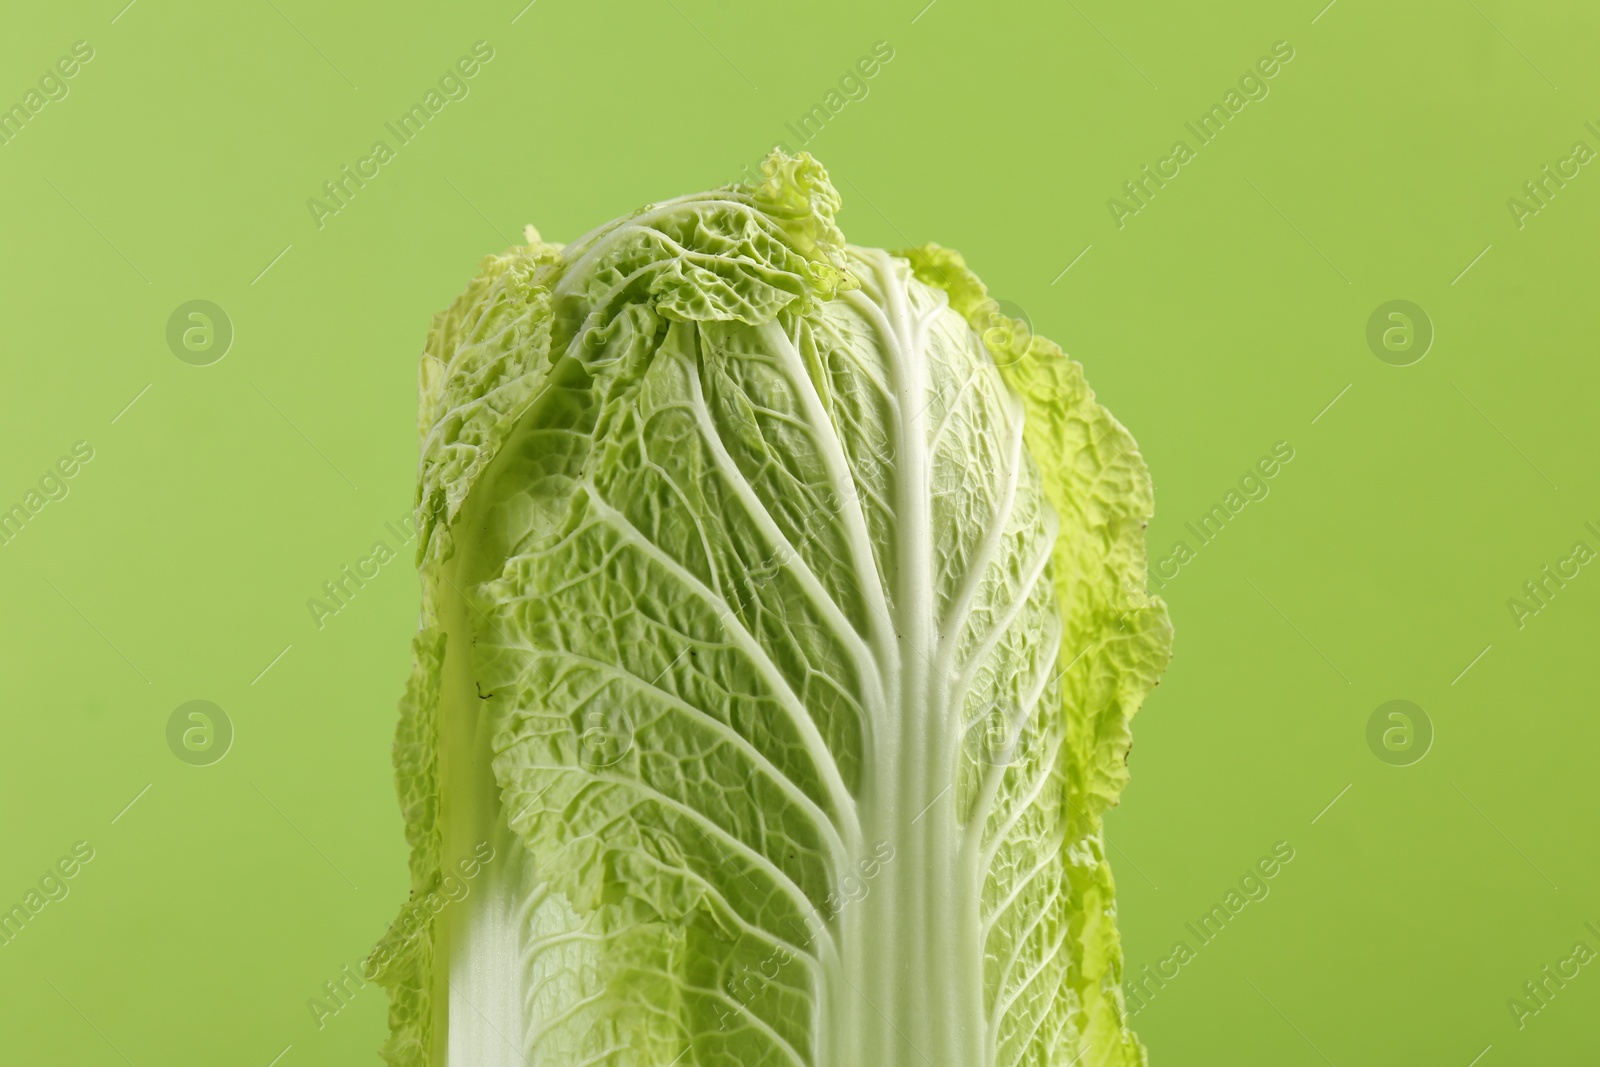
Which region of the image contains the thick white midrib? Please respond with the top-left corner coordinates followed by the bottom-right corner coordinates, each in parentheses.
top-left (683, 340), bottom-right (887, 766)
top-left (515, 645), bottom-right (852, 868)
top-left (579, 489), bottom-right (858, 831)
top-left (845, 251), bottom-right (980, 1066)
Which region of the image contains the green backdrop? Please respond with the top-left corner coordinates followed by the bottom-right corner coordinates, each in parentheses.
top-left (2, 1), bottom-right (1596, 1064)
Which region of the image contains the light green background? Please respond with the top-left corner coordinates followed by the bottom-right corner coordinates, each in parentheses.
top-left (2, 1), bottom-right (1596, 1064)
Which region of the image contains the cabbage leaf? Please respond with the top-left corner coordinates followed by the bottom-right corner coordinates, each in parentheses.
top-left (371, 151), bottom-right (1171, 1067)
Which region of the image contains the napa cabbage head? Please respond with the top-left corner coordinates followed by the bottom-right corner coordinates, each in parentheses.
top-left (370, 150), bottom-right (1171, 1067)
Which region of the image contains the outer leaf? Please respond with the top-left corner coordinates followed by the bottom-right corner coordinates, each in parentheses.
top-left (375, 151), bottom-right (1171, 1067)
top-left (901, 244), bottom-right (1173, 1067)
